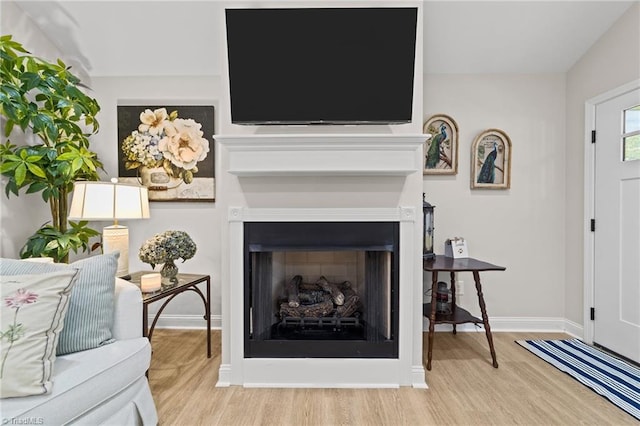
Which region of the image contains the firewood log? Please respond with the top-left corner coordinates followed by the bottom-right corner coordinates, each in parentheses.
top-left (336, 289), bottom-right (360, 317)
top-left (299, 282), bottom-right (322, 292)
top-left (286, 275), bottom-right (302, 307)
top-left (298, 290), bottom-right (326, 305)
top-left (316, 276), bottom-right (345, 306)
top-left (279, 294), bottom-right (334, 318)
top-left (338, 281), bottom-right (352, 290)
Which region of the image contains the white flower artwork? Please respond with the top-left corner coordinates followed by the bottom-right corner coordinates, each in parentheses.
top-left (117, 105), bottom-right (215, 201)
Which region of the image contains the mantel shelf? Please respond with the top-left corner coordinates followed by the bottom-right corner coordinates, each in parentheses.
top-left (215, 133), bottom-right (429, 177)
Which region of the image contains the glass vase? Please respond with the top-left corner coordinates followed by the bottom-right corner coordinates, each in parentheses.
top-left (160, 259), bottom-right (179, 287)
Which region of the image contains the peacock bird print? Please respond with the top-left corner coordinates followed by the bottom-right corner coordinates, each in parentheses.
top-left (425, 123), bottom-right (447, 169)
top-left (472, 129), bottom-right (511, 189)
top-left (477, 141), bottom-right (498, 183)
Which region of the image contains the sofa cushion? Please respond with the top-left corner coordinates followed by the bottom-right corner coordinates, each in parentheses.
top-left (0, 252), bottom-right (119, 355)
top-left (0, 338), bottom-right (153, 424)
top-left (0, 270), bottom-right (78, 398)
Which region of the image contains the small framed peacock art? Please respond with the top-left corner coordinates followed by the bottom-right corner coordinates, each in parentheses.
top-left (423, 114), bottom-right (459, 175)
top-left (471, 128), bottom-right (512, 189)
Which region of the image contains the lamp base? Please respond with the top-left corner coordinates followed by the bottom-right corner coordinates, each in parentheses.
top-left (103, 225), bottom-right (129, 277)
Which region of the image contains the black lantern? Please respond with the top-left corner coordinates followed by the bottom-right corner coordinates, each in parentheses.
top-left (423, 193), bottom-right (435, 260)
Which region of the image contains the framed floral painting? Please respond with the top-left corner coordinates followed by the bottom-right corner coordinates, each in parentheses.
top-left (117, 104), bottom-right (215, 201)
top-left (471, 128), bottom-right (511, 189)
top-left (423, 114), bottom-right (458, 175)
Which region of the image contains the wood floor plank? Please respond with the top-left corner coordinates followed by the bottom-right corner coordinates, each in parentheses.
top-left (148, 330), bottom-right (637, 425)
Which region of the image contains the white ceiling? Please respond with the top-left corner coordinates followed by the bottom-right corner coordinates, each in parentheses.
top-left (12, 1), bottom-right (637, 77)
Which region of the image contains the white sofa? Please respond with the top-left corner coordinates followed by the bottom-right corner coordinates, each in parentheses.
top-left (2, 278), bottom-right (158, 425)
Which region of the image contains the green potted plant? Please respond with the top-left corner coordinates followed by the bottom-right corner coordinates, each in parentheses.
top-left (0, 35), bottom-right (103, 262)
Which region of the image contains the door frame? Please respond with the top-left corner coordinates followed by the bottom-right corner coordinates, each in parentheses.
top-left (583, 78), bottom-right (640, 344)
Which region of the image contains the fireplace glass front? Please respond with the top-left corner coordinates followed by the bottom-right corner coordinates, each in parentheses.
top-left (244, 222), bottom-right (399, 358)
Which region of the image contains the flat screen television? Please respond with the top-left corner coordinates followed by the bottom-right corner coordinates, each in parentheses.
top-left (225, 7), bottom-right (418, 125)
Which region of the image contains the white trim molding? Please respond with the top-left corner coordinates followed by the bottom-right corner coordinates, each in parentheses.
top-left (583, 79), bottom-right (640, 345)
top-left (215, 133), bottom-right (427, 176)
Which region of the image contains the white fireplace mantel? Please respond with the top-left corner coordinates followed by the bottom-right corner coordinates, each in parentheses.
top-left (218, 207), bottom-right (427, 389)
top-left (215, 133), bottom-right (428, 177)
top-left (216, 132), bottom-right (428, 388)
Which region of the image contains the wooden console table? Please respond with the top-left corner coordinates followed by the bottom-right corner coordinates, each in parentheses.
top-left (423, 256), bottom-right (505, 370)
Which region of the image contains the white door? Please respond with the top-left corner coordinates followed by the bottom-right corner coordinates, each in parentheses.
top-left (593, 87), bottom-right (640, 363)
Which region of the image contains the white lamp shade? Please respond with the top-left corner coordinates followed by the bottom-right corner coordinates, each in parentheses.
top-left (68, 180), bottom-right (150, 277)
top-left (69, 181), bottom-right (150, 220)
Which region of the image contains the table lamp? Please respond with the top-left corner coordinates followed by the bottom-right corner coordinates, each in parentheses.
top-left (68, 178), bottom-right (150, 278)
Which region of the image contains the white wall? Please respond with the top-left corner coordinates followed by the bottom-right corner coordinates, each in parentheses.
top-left (565, 3), bottom-right (640, 325)
top-left (423, 74), bottom-right (567, 319)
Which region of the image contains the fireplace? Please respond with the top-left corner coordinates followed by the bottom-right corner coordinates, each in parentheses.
top-left (216, 134), bottom-right (427, 388)
top-left (244, 221), bottom-right (399, 358)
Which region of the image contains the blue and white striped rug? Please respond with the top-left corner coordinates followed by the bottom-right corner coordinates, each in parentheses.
top-left (517, 339), bottom-right (640, 421)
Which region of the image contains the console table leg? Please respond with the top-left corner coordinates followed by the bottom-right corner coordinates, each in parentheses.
top-left (427, 270), bottom-right (438, 371)
top-left (450, 271), bottom-right (457, 335)
top-left (206, 277), bottom-right (211, 358)
top-left (143, 304), bottom-right (149, 338)
top-left (472, 271), bottom-right (499, 368)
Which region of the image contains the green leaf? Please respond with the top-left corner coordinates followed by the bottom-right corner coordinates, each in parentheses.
top-left (25, 162), bottom-right (46, 178)
top-left (71, 157), bottom-right (83, 173)
top-left (4, 179), bottom-right (18, 197)
top-left (26, 181), bottom-right (47, 194)
top-left (0, 161), bottom-right (19, 173)
top-left (55, 152), bottom-right (75, 161)
top-left (3, 120), bottom-right (14, 137)
top-left (82, 156), bottom-right (97, 172)
top-left (14, 163), bottom-right (26, 185)
top-left (0, 84), bottom-right (22, 100)
top-left (20, 72), bottom-right (41, 92)
top-left (25, 154), bottom-right (43, 162)
top-left (44, 239), bottom-right (59, 250)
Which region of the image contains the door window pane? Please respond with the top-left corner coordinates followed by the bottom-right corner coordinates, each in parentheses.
top-left (624, 105), bottom-right (640, 133)
top-left (623, 105), bottom-right (640, 161)
top-left (624, 134), bottom-right (640, 161)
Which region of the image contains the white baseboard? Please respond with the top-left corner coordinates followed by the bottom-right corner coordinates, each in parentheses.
top-left (216, 364), bottom-right (231, 387)
top-left (562, 319), bottom-right (584, 338)
top-left (422, 316), bottom-right (584, 336)
top-left (411, 366), bottom-right (428, 389)
top-left (148, 314), bottom-right (222, 330)
top-left (151, 315), bottom-right (583, 337)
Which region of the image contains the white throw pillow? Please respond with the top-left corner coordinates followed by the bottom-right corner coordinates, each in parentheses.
top-left (0, 270), bottom-right (78, 398)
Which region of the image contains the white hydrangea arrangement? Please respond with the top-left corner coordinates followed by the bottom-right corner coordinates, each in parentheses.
top-left (138, 230), bottom-right (197, 269)
top-left (121, 108), bottom-right (210, 184)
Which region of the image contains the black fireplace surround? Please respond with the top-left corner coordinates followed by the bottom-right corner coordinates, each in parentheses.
top-left (244, 222), bottom-right (399, 358)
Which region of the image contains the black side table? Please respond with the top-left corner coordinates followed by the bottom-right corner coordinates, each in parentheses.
top-left (129, 271), bottom-right (211, 358)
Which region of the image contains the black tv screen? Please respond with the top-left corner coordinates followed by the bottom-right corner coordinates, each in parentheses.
top-left (225, 7), bottom-right (418, 125)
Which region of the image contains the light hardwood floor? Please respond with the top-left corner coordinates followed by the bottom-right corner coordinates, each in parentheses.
top-left (148, 329), bottom-right (637, 425)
